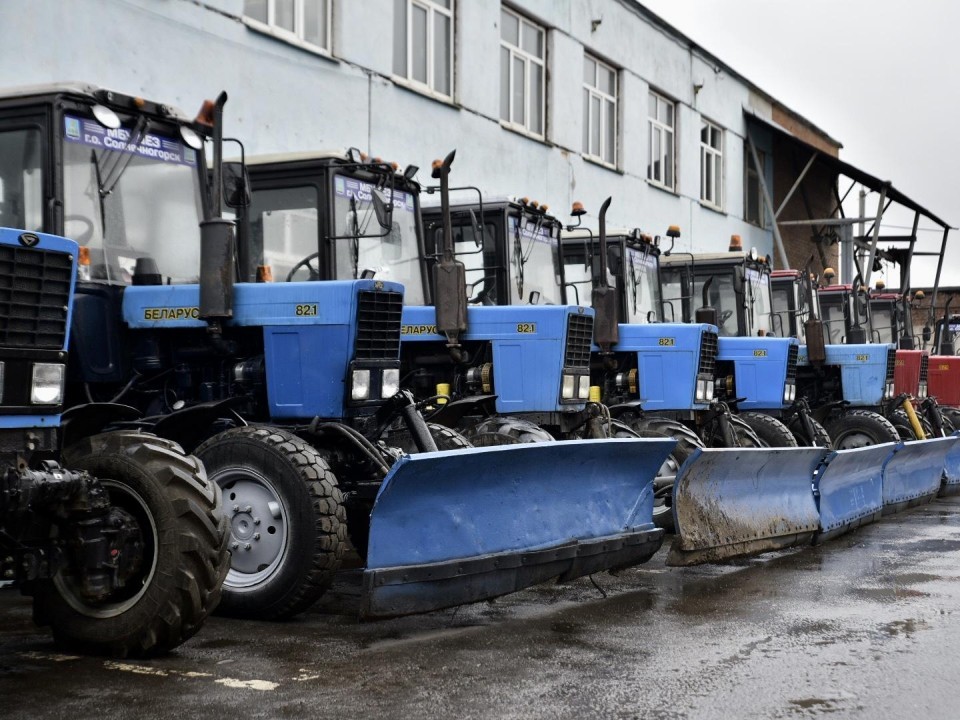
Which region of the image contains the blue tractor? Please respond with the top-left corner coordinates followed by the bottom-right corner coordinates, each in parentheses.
top-left (239, 151), bottom-right (626, 443)
top-left (0, 226), bottom-right (228, 656)
top-left (655, 236), bottom-right (832, 448)
top-left (5, 83), bottom-right (673, 620)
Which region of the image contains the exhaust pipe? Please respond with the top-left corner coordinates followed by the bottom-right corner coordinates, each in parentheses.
top-left (200, 91), bottom-right (236, 322)
top-left (591, 197), bottom-right (619, 354)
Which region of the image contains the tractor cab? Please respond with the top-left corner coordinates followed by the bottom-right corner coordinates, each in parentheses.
top-left (231, 151), bottom-right (427, 303)
top-left (771, 269), bottom-right (822, 344)
top-left (658, 237), bottom-right (776, 338)
top-left (421, 196), bottom-right (563, 307)
top-left (561, 226), bottom-right (662, 324)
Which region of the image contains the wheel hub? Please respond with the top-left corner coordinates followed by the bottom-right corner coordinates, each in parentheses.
top-left (222, 475), bottom-right (286, 580)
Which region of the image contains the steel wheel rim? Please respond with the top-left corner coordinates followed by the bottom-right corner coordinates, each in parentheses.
top-left (216, 468), bottom-right (289, 590)
top-left (834, 430), bottom-right (875, 450)
top-left (53, 479), bottom-right (159, 618)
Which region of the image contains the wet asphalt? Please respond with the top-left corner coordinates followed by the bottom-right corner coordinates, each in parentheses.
top-left (4, 497), bottom-right (960, 719)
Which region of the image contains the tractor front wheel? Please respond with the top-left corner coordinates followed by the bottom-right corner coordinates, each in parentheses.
top-left (462, 416), bottom-right (556, 445)
top-left (740, 412), bottom-right (800, 448)
top-left (825, 409), bottom-right (900, 449)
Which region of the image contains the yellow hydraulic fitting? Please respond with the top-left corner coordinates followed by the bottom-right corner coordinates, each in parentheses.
top-left (436, 383), bottom-right (451, 405)
top-left (589, 385), bottom-right (602, 403)
top-left (902, 398), bottom-right (927, 440)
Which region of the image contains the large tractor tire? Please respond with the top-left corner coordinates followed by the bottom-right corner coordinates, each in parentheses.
top-left (627, 416), bottom-right (704, 532)
top-left (34, 431), bottom-right (229, 658)
top-left (462, 416), bottom-right (556, 446)
top-left (389, 422), bottom-right (474, 453)
top-left (701, 414), bottom-right (763, 448)
top-left (940, 406), bottom-right (960, 433)
top-left (785, 414), bottom-right (833, 450)
top-left (740, 411), bottom-right (800, 448)
top-left (824, 409), bottom-right (900, 449)
top-left (195, 426), bottom-right (348, 621)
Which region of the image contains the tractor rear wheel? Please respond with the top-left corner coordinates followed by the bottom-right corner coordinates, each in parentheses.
top-left (740, 411), bottom-right (799, 448)
top-left (462, 416), bottom-right (556, 446)
top-left (34, 431), bottom-right (229, 657)
top-left (389, 422), bottom-right (474, 452)
top-left (195, 426), bottom-right (347, 620)
top-left (825, 409), bottom-right (900, 449)
top-left (889, 409), bottom-right (933, 441)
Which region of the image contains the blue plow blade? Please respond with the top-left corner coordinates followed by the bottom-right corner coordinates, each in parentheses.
top-left (882, 436), bottom-right (960, 514)
top-left (939, 430), bottom-right (960, 497)
top-left (814, 444), bottom-right (894, 542)
top-left (667, 447), bottom-right (826, 566)
top-left (361, 437), bottom-right (676, 619)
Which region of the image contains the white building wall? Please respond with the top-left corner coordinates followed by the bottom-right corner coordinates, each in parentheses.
top-left (0, 0), bottom-right (789, 260)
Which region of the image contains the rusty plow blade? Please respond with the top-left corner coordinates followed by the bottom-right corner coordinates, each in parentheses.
top-left (813, 444), bottom-right (893, 542)
top-left (667, 447), bottom-right (827, 567)
top-left (360, 437), bottom-right (675, 619)
top-left (882, 436), bottom-right (960, 514)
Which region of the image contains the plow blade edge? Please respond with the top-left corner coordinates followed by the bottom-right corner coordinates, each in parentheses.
top-left (361, 438), bottom-right (675, 618)
top-left (668, 447), bottom-right (826, 567)
top-left (882, 436), bottom-right (960, 514)
top-left (939, 431), bottom-right (960, 497)
top-left (814, 444), bottom-right (893, 542)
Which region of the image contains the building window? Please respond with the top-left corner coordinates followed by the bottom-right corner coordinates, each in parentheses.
top-left (744, 147), bottom-right (766, 227)
top-left (582, 54), bottom-right (617, 167)
top-left (700, 120), bottom-right (723, 209)
top-left (500, 7), bottom-right (545, 138)
top-left (244, 0), bottom-right (331, 54)
top-left (393, 0), bottom-right (454, 99)
top-left (648, 91), bottom-right (675, 189)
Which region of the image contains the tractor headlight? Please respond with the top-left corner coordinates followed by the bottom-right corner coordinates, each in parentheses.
top-left (705, 380), bottom-right (714, 401)
top-left (562, 374), bottom-right (576, 399)
top-left (783, 385), bottom-right (791, 403)
top-left (578, 375), bottom-right (591, 400)
top-left (919, 381), bottom-right (928, 399)
top-left (31, 363), bottom-right (64, 405)
top-left (351, 369), bottom-right (371, 400)
top-left (696, 378), bottom-right (706, 402)
top-left (790, 384), bottom-right (796, 402)
top-left (382, 368), bottom-right (400, 398)
top-left (885, 381), bottom-right (895, 400)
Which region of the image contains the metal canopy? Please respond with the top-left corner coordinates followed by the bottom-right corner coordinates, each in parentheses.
top-left (745, 110), bottom-right (951, 229)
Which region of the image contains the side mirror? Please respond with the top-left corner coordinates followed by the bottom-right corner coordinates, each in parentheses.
top-left (371, 189), bottom-right (393, 230)
top-left (646, 310), bottom-right (658, 324)
top-left (222, 162), bottom-right (251, 209)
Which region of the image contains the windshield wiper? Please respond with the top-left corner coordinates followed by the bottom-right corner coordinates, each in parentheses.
top-left (98, 116), bottom-right (150, 197)
top-left (513, 214), bottom-right (543, 299)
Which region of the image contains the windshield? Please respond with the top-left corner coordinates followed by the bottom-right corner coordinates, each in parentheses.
top-left (871, 302), bottom-right (896, 344)
top-left (623, 246), bottom-right (660, 322)
top-left (331, 174), bottom-right (424, 304)
top-left (246, 184), bottom-right (320, 283)
top-left (659, 266), bottom-right (686, 323)
top-left (61, 113), bottom-right (204, 284)
top-left (771, 282), bottom-right (795, 337)
top-left (819, 294), bottom-right (847, 344)
top-left (744, 267), bottom-right (773, 335)
top-left (508, 215), bottom-right (562, 304)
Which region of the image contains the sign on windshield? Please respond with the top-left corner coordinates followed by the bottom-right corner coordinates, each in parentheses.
top-left (63, 114), bottom-right (197, 167)
top-left (333, 176), bottom-right (414, 212)
top-left (508, 216), bottom-right (556, 245)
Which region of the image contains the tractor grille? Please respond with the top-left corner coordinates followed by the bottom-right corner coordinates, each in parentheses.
top-left (786, 344), bottom-right (799, 381)
top-left (564, 313), bottom-right (594, 370)
top-left (354, 290), bottom-right (403, 360)
top-left (885, 348), bottom-right (896, 382)
top-left (920, 354), bottom-right (929, 383)
top-left (697, 330), bottom-right (718, 376)
top-left (0, 245), bottom-right (73, 349)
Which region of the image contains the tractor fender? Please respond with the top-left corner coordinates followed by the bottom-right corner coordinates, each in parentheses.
top-left (61, 402), bottom-right (143, 447)
top-left (149, 398), bottom-right (247, 453)
top-left (425, 394), bottom-right (498, 428)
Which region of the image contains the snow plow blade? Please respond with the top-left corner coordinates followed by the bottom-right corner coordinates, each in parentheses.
top-left (883, 436), bottom-right (960, 514)
top-left (360, 438), bottom-right (675, 618)
top-left (813, 444), bottom-right (892, 542)
top-left (939, 431), bottom-right (960, 497)
top-left (667, 447), bottom-right (826, 567)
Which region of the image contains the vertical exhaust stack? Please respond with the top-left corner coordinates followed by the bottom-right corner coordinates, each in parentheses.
top-left (940, 296), bottom-right (955, 355)
top-left (431, 150), bottom-right (467, 362)
top-left (803, 258), bottom-right (826, 366)
top-left (592, 197), bottom-right (619, 357)
top-left (199, 91), bottom-right (236, 322)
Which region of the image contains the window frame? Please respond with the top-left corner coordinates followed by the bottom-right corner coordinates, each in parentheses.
top-left (582, 52), bottom-right (618, 169)
top-left (744, 146), bottom-right (767, 228)
top-left (647, 90), bottom-right (676, 191)
top-left (700, 118), bottom-right (723, 210)
top-left (499, 6), bottom-right (546, 140)
top-left (243, 0), bottom-right (333, 57)
top-left (393, 0), bottom-right (455, 101)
